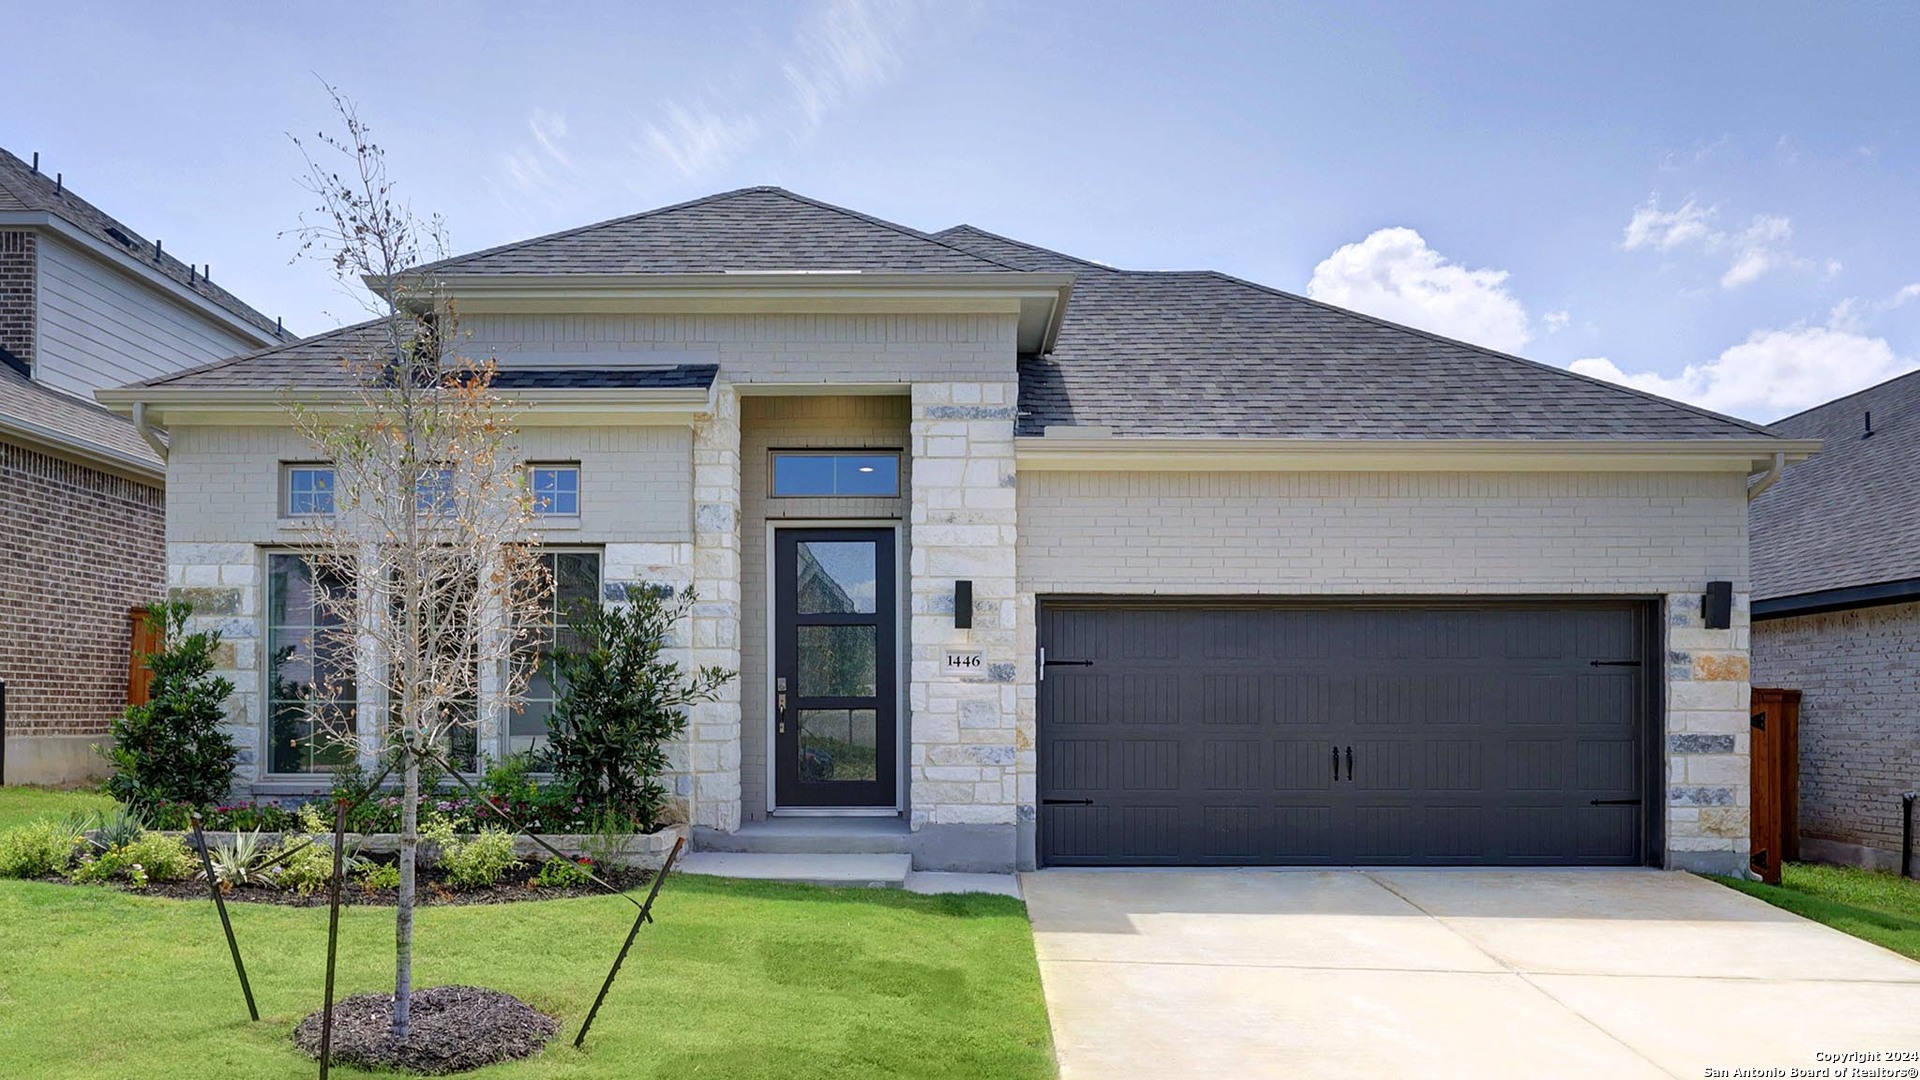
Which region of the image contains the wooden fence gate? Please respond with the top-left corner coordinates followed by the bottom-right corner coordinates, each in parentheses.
top-left (1749, 687), bottom-right (1801, 884)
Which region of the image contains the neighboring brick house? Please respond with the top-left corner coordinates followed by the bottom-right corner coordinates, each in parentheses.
top-left (0, 147), bottom-right (290, 784)
top-left (100, 187), bottom-right (1815, 874)
top-left (1751, 369), bottom-right (1920, 871)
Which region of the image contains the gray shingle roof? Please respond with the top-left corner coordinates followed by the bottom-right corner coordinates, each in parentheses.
top-left (934, 225), bottom-right (1776, 440)
top-left (0, 363), bottom-right (161, 471)
top-left (413, 187), bottom-right (1018, 276)
top-left (1750, 369), bottom-right (1920, 600)
top-left (0, 147), bottom-right (292, 341)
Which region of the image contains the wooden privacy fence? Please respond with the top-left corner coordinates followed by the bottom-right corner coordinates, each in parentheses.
top-left (1749, 687), bottom-right (1801, 884)
top-left (128, 606), bottom-right (160, 707)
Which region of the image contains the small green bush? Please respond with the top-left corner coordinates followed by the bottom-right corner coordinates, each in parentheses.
top-left (422, 816), bottom-right (521, 889)
top-left (205, 830), bottom-right (273, 890)
top-left (273, 833), bottom-right (360, 895)
top-left (71, 834), bottom-right (195, 887)
top-left (0, 820), bottom-right (84, 879)
top-left (532, 856), bottom-right (593, 888)
top-left (356, 860), bottom-right (401, 890)
top-left (103, 601), bottom-right (238, 812)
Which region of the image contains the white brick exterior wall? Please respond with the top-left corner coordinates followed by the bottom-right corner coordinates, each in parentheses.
top-left (1753, 601), bottom-right (1920, 868)
top-left (1018, 471), bottom-right (1748, 593)
top-left (461, 312), bottom-right (1018, 386)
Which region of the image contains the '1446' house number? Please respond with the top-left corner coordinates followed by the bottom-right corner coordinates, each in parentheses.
top-left (943, 650), bottom-right (984, 672)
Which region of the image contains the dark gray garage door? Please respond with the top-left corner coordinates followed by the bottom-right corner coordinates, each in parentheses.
top-left (1037, 601), bottom-right (1654, 867)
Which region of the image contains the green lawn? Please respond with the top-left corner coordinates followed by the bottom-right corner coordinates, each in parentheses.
top-left (1711, 862), bottom-right (1920, 962)
top-left (0, 789), bottom-right (1054, 1079)
top-left (0, 785), bottom-right (116, 830)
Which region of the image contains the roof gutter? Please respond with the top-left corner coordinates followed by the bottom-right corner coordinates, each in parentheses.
top-left (1745, 451), bottom-right (1786, 502)
top-left (1754, 577), bottom-right (1920, 620)
top-left (0, 412), bottom-right (163, 483)
top-left (1016, 435), bottom-right (1822, 474)
top-left (131, 401), bottom-right (168, 463)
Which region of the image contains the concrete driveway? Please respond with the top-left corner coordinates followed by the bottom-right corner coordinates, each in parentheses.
top-left (1021, 869), bottom-right (1920, 1079)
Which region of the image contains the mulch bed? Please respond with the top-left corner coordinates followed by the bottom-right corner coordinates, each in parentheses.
top-left (42, 861), bottom-right (651, 907)
top-left (292, 985), bottom-right (558, 1074)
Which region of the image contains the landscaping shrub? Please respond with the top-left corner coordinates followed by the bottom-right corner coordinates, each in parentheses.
top-left (422, 816), bottom-right (521, 888)
top-left (71, 833), bottom-right (196, 887)
top-left (545, 584), bottom-right (734, 830)
top-left (205, 830), bottom-right (274, 890)
top-left (147, 800), bottom-right (297, 833)
top-left (0, 819), bottom-right (84, 878)
top-left (532, 856), bottom-right (593, 888)
top-left (273, 803), bottom-right (363, 894)
top-left (356, 860), bottom-right (402, 890)
top-left (73, 806), bottom-right (148, 853)
top-left (102, 601), bottom-right (238, 813)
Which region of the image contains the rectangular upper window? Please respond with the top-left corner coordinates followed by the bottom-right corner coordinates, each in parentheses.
top-left (771, 452), bottom-right (901, 498)
top-left (415, 466), bottom-right (455, 513)
top-left (285, 465), bottom-right (336, 517)
top-left (529, 465), bottom-right (581, 516)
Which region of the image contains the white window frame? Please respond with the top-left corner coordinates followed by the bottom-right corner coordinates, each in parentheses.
top-left (261, 548), bottom-right (359, 778)
top-left (508, 547), bottom-right (605, 760)
top-left (282, 463), bottom-right (337, 518)
top-left (527, 462), bottom-right (583, 519)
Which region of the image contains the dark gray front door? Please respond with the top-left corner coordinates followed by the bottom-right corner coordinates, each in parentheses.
top-left (773, 528), bottom-right (898, 808)
top-left (1038, 601), bottom-right (1653, 866)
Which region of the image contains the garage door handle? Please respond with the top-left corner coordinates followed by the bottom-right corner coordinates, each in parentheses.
top-left (1042, 798), bottom-right (1093, 806)
top-left (1589, 798), bottom-right (1643, 806)
top-left (1345, 745), bottom-right (1353, 782)
top-left (1331, 745), bottom-right (1340, 781)
top-left (1589, 660), bottom-right (1643, 667)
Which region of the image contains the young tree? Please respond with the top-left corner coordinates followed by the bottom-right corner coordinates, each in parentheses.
top-left (286, 88), bottom-right (551, 1040)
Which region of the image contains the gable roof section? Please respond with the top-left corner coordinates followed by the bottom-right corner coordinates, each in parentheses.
top-left (0, 147), bottom-right (290, 341)
top-left (414, 187), bottom-right (1019, 276)
top-left (935, 225), bottom-right (1777, 441)
top-left (0, 362), bottom-right (161, 477)
top-left (1750, 369), bottom-right (1920, 603)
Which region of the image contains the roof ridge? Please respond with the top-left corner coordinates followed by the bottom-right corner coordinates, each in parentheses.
top-left (755, 192), bottom-right (1024, 271)
top-left (1188, 268), bottom-right (1779, 438)
top-left (1767, 366), bottom-right (1920, 429)
top-left (413, 185), bottom-right (1020, 275)
top-left (934, 224), bottom-right (1123, 273)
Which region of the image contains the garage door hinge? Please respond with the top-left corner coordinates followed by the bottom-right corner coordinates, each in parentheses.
top-left (1751, 712), bottom-right (1767, 731)
top-left (1588, 659), bottom-right (1643, 667)
top-left (1037, 647), bottom-right (1093, 681)
top-left (1589, 798), bottom-right (1643, 806)
top-left (1041, 798), bottom-right (1094, 806)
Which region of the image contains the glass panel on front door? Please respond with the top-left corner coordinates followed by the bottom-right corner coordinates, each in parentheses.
top-left (774, 528), bottom-right (897, 808)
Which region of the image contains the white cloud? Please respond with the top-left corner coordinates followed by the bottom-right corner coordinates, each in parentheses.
top-left (1895, 283), bottom-right (1920, 306)
top-left (634, 0), bottom-right (923, 180)
top-left (1621, 196), bottom-right (1809, 290)
top-left (1544, 309), bottom-right (1570, 333)
top-left (500, 108), bottom-right (576, 198)
top-left (1306, 227), bottom-right (1532, 354)
top-left (1571, 322), bottom-right (1914, 420)
top-left (1623, 198), bottom-right (1715, 252)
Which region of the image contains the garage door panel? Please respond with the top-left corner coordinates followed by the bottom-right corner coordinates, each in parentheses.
top-left (1039, 601), bottom-right (1651, 867)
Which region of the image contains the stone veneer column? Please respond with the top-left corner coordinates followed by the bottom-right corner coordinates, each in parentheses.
top-left (687, 384), bottom-right (743, 833)
top-left (1663, 590), bottom-right (1753, 874)
top-left (167, 543), bottom-right (263, 785)
top-left (908, 382), bottom-right (1021, 868)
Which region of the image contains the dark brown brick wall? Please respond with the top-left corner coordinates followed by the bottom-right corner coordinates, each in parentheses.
top-left (0, 230), bottom-right (34, 372)
top-left (0, 438), bottom-right (164, 736)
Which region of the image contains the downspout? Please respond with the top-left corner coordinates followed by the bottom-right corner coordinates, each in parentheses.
top-left (1746, 451), bottom-right (1785, 502)
top-left (131, 402), bottom-right (168, 464)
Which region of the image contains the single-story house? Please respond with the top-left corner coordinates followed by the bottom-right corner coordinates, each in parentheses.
top-left (98, 187), bottom-right (1817, 873)
top-left (0, 147), bottom-right (290, 784)
top-left (1751, 369), bottom-right (1920, 871)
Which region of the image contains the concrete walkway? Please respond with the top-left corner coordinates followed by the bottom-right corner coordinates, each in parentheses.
top-left (1021, 869), bottom-right (1920, 1079)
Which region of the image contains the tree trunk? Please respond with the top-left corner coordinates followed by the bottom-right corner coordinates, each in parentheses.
top-left (392, 752), bottom-right (418, 1040)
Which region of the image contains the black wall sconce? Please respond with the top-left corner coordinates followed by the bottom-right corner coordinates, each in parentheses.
top-left (1702, 581), bottom-right (1733, 630)
top-left (954, 580), bottom-right (973, 629)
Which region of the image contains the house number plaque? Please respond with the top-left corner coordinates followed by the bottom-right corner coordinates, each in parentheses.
top-left (943, 649), bottom-right (984, 673)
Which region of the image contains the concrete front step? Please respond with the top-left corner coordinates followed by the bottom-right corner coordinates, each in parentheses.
top-left (692, 816), bottom-right (913, 856)
top-left (677, 852), bottom-right (912, 888)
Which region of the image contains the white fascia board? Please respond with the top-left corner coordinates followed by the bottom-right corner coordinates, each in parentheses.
top-left (94, 386), bottom-right (712, 428)
top-left (0, 212), bottom-right (283, 347)
top-left (1015, 436), bottom-right (1823, 474)
top-left (379, 271), bottom-right (1075, 354)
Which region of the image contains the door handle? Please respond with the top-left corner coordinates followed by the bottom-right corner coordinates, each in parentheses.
top-left (1345, 745), bottom-right (1353, 783)
top-left (1331, 744), bottom-right (1340, 782)
top-left (777, 692), bottom-right (788, 734)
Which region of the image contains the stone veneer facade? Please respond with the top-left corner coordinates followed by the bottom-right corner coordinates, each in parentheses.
top-left (1663, 591), bottom-right (1755, 872)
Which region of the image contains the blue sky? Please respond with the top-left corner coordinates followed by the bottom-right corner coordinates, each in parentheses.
top-left (5, 1), bottom-right (1915, 421)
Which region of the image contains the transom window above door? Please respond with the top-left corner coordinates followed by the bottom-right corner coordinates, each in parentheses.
top-left (770, 452), bottom-right (900, 497)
